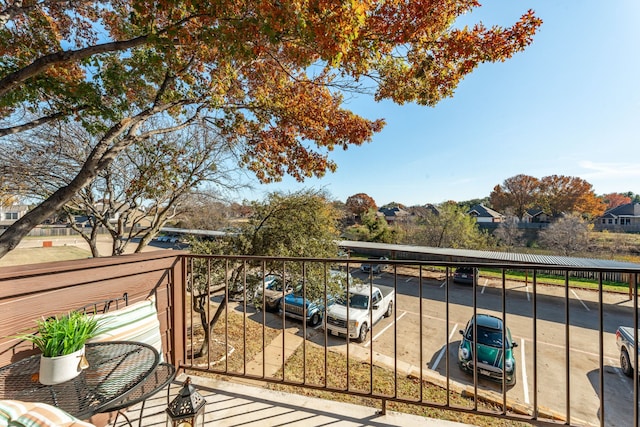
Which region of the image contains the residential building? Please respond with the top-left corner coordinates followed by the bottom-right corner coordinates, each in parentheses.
top-left (595, 202), bottom-right (640, 232)
top-left (378, 206), bottom-right (410, 224)
top-left (467, 204), bottom-right (504, 223)
top-left (0, 204), bottom-right (28, 228)
top-left (522, 207), bottom-right (551, 223)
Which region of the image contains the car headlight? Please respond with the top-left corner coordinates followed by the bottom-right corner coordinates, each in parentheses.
top-left (459, 346), bottom-right (471, 360)
top-left (504, 358), bottom-right (514, 371)
top-left (348, 320), bottom-right (359, 330)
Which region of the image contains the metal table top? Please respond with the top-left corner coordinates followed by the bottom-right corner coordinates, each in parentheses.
top-left (0, 341), bottom-right (159, 419)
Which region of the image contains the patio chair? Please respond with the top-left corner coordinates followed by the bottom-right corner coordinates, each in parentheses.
top-left (0, 399), bottom-right (96, 427)
top-left (83, 294), bottom-right (177, 427)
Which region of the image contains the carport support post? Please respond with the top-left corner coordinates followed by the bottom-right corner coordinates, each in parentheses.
top-left (630, 273), bottom-right (637, 300)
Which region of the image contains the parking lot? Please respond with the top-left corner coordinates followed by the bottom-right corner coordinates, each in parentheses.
top-left (253, 268), bottom-right (638, 427)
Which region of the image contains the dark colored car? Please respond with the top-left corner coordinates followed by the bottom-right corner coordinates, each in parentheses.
top-left (458, 314), bottom-right (517, 385)
top-left (360, 257), bottom-right (388, 274)
top-left (281, 270), bottom-right (347, 326)
top-left (453, 267), bottom-right (477, 285)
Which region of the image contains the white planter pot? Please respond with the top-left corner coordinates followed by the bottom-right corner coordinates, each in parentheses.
top-left (39, 346), bottom-right (87, 385)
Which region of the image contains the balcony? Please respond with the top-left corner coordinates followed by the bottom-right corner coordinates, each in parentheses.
top-left (1, 248), bottom-right (638, 427)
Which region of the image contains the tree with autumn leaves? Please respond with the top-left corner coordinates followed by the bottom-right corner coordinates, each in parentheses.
top-left (0, 1), bottom-right (542, 258)
top-left (538, 175), bottom-right (605, 218)
top-left (345, 193), bottom-right (377, 221)
top-left (601, 193), bottom-right (632, 210)
top-left (488, 174), bottom-right (539, 220)
top-left (490, 174), bottom-right (606, 220)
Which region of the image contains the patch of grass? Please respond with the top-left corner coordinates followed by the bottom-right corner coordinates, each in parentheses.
top-left (187, 306), bottom-right (281, 373)
top-left (382, 262), bottom-right (632, 294)
top-left (0, 246), bottom-right (91, 267)
top-left (269, 343), bottom-right (533, 427)
top-left (480, 268), bottom-right (631, 293)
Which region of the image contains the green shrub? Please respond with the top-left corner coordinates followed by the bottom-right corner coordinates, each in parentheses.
top-left (18, 311), bottom-right (102, 357)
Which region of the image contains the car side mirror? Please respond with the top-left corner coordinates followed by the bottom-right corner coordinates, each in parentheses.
top-left (512, 342), bottom-right (518, 348)
top-left (373, 304), bottom-right (379, 310)
top-left (459, 330), bottom-right (464, 335)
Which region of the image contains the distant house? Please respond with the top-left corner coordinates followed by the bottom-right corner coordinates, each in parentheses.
top-left (72, 203), bottom-right (152, 230)
top-left (523, 208), bottom-right (551, 223)
top-left (596, 202), bottom-right (640, 232)
top-left (423, 203), bottom-right (441, 216)
top-left (0, 204), bottom-right (29, 228)
top-left (405, 204), bottom-right (440, 219)
top-left (73, 215), bottom-right (92, 228)
top-left (467, 204), bottom-right (504, 223)
top-left (378, 206), bottom-right (410, 224)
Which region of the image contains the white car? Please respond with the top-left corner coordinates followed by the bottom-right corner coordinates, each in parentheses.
top-left (325, 283), bottom-right (394, 342)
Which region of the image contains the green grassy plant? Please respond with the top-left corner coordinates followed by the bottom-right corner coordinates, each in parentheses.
top-left (18, 311), bottom-right (102, 357)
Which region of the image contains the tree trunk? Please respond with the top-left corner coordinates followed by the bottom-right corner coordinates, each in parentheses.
top-left (0, 103), bottom-right (183, 259)
top-left (135, 233), bottom-right (155, 253)
top-left (0, 177), bottom-right (97, 258)
top-left (192, 293), bottom-right (210, 358)
top-left (193, 294), bottom-right (227, 359)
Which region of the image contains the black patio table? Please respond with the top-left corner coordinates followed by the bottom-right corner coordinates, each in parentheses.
top-left (0, 341), bottom-right (160, 420)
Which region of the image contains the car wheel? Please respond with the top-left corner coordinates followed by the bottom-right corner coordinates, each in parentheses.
top-left (309, 312), bottom-right (321, 327)
top-left (621, 349), bottom-right (634, 377)
top-left (265, 300), bottom-right (279, 313)
top-left (274, 300), bottom-right (282, 313)
top-left (356, 323), bottom-right (368, 343)
top-left (384, 301), bottom-right (393, 318)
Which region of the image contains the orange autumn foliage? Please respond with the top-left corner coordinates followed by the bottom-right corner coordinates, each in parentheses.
top-left (2, 1), bottom-right (541, 183)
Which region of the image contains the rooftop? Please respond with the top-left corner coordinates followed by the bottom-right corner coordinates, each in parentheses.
top-left (339, 240), bottom-right (640, 269)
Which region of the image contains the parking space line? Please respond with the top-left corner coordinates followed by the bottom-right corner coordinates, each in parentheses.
top-left (440, 281), bottom-right (446, 288)
top-left (519, 336), bottom-right (618, 360)
top-left (406, 277), bottom-right (413, 283)
top-left (365, 311), bottom-right (408, 347)
top-left (481, 278), bottom-right (488, 294)
top-left (571, 289), bottom-right (590, 311)
top-left (402, 308), bottom-right (617, 359)
top-left (431, 323), bottom-right (458, 371)
top-left (520, 338), bottom-right (529, 404)
top-left (525, 285), bottom-right (530, 302)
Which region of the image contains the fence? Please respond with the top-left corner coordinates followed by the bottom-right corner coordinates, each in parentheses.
top-left (178, 254), bottom-right (640, 427)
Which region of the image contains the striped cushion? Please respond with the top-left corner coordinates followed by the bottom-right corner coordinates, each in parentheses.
top-left (0, 400), bottom-right (95, 427)
top-left (88, 298), bottom-right (163, 361)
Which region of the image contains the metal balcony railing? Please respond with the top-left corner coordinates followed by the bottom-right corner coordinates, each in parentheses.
top-left (177, 254), bottom-right (640, 427)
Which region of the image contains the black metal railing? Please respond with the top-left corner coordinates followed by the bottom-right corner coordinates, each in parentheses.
top-left (179, 254), bottom-right (639, 427)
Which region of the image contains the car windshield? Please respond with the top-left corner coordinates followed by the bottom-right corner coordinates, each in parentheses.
top-left (467, 326), bottom-right (504, 348)
top-left (267, 279), bottom-right (286, 292)
top-left (257, 276), bottom-right (284, 292)
top-left (336, 294), bottom-right (369, 309)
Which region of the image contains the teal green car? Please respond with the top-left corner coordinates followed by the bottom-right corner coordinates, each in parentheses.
top-left (458, 314), bottom-right (517, 385)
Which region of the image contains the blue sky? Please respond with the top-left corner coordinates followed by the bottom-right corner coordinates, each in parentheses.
top-left (241, 1), bottom-right (640, 207)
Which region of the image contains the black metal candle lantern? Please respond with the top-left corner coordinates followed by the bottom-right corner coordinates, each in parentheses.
top-left (166, 377), bottom-right (206, 427)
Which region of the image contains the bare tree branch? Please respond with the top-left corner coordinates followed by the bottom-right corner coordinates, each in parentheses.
top-left (0, 108), bottom-right (86, 137)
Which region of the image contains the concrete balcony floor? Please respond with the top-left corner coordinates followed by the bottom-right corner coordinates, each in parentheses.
top-left (108, 373), bottom-right (471, 427)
